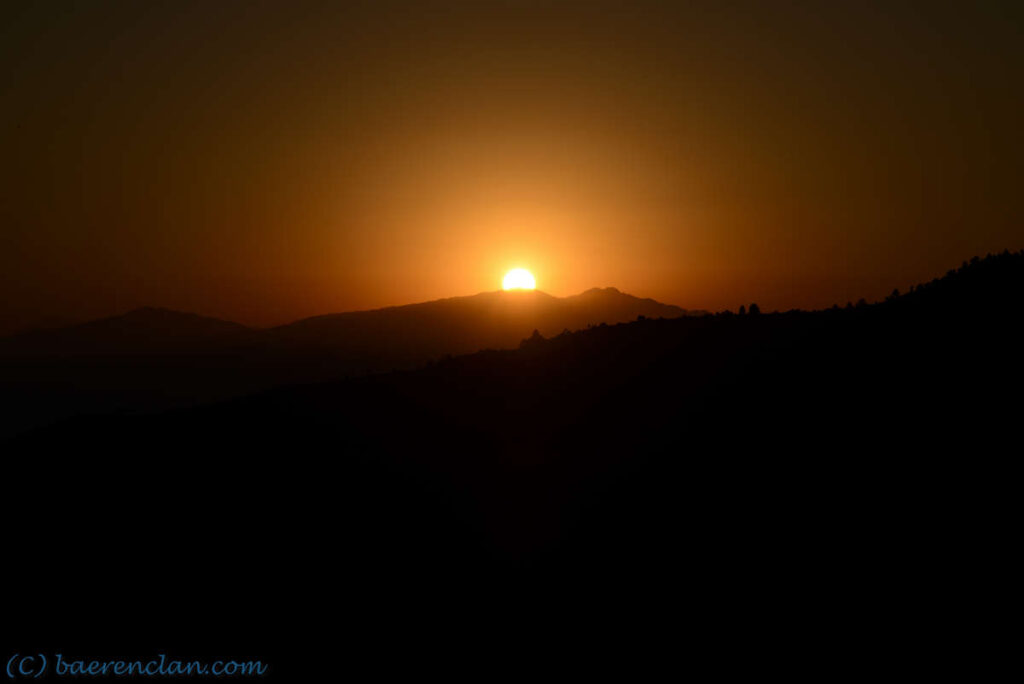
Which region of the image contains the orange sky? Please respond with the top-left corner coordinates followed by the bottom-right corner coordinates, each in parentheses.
top-left (1, 1), bottom-right (1021, 332)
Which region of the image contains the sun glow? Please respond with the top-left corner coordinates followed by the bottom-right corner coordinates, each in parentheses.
top-left (502, 268), bottom-right (536, 291)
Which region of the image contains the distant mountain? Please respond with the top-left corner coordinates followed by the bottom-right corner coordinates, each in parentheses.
top-left (0, 287), bottom-right (694, 435)
top-left (0, 289), bottom-right (689, 359)
top-left (261, 287), bottom-right (694, 360)
top-left (0, 306), bottom-right (249, 356)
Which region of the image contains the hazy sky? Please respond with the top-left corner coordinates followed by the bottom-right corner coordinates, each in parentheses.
top-left (2, 1), bottom-right (1021, 331)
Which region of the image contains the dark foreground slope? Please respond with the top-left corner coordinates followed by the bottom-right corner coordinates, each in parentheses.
top-left (6, 252), bottom-right (1022, 675)
top-left (0, 288), bottom-right (689, 436)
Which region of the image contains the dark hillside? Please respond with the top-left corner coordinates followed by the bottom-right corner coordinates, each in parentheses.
top-left (5, 251), bottom-right (1022, 671)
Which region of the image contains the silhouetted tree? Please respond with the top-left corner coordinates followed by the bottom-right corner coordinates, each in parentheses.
top-left (738, 305), bottom-right (746, 315)
top-left (519, 329), bottom-right (545, 349)
top-left (748, 303), bottom-right (760, 315)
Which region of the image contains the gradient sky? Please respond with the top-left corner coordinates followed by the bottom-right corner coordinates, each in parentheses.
top-left (1, 1), bottom-right (1021, 332)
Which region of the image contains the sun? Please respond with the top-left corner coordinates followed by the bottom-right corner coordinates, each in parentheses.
top-left (502, 268), bottom-right (536, 290)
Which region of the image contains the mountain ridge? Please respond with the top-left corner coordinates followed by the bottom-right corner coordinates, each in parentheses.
top-left (1, 287), bottom-right (693, 345)
top-left (0, 306), bottom-right (250, 355)
top-left (6, 250), bottom-right (1017, 439)
top-left (262, 287), bottom-right (693, 353)
top-left (269, 287), bottom-right (693, 329)
top-left (0, 285), bottom-right (696, 436)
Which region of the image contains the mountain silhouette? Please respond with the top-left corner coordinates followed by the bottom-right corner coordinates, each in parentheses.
top-left (0, 306), bottom-right (250, 356)
top-left (261, 287), bottom-right (693, 358)
top-left (0, 287), bottom-right (694, 435)
top-left (5, 250), bottom-right (1022, 670)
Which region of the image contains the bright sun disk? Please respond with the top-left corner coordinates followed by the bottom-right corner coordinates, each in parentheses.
top-left (503, 268), bottom-right (536, 290)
